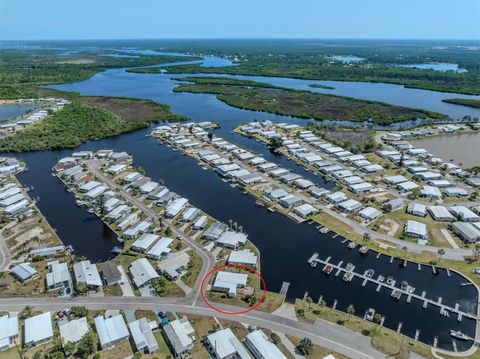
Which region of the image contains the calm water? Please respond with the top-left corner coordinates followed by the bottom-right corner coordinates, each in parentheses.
top-left (3, 55), bottom-right (479, 349)
top-left (0, 104), bottom-right (40, 123)
top-left (400, 63), bottom-right (467, 73)
top-left (410, 133), bottom-right (480, 168)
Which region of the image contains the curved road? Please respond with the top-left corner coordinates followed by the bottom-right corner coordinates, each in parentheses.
top-left (0, 233), bottom-right (11, 271)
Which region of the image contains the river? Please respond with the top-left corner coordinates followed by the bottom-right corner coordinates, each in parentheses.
top-left (4, 53), bottom-right (480, 350)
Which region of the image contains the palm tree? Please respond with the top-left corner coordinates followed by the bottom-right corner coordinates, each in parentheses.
top-left (228, 219), bottom-right (233, 229)
top-left (238, 225), bottom-right (243, 233)
top-left (22, 305), bottom-right (33, 319)
top-left (437, 248), bottom-right (446, 263)
top-left (233, 221), bottom-right (238, 232)
top-left (363, 232), bottom-right (371, 243)
top-left (305, 296), bottom-right (312, 310)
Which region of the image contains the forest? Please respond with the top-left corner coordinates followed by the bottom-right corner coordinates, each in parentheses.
top-left (173, 77), bottom-right (447, 125)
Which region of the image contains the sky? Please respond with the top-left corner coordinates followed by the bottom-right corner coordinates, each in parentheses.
top-left (0, 0), bottom-right (479, 41)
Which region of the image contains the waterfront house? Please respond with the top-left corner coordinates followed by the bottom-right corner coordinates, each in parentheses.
top-left (130, 258), bottom-right (159, 288)
top-left (24, 312), bottom-right (53, 347)
top-left (73, 260), bottom-right (102, 289)
top-left (205, 328), bottom-right (252, 359)
top-left (110, 151), bottom-right (129, 164)
top-left (407, 203), bottom-right (427, 217)
top-left (279, 194), bottom-right (303, 208)
top-left (163, 318), bottom-right (195, 358)
top-left (94, 315), bottom-right (129, 349)
top-left (216, 231), bottom-right (248, 249)
top-left (10, 262), bottom-right (37, 282)
top-left (203, 222), bottom-right (228, 241)
top-left (212, 271), bottom-right (248, 297)
top-left (265, 187), bottom-right (289, 201)
top-left (101, 262), bottom-right (122, 285)
top-left (182, 207), bottom-right (200, 222)
top-left (29, 245), bottom-right (64, 259)
top-left (84, 184), bottom-right (107, 200)
top-left (193, 215), bottom-right (208, 230)
top-left (246, 330), bottom-right (287, 359)
top-left (166, 198), bottom-right (189, 218)
top-left (129, 317), bottom-right (159, 353)
top-left (123, 220), bottom-right (151, 239)
top-left (46, 260), bottom-right (71, 291)
top-left (227, 249), bottom-right (257, 266)
top-left (79, 180), bottom-right (100, 193)
top-left (293, 203), bottom-right (318, 218)
top-left (0, 315), bottom-right (18, 352)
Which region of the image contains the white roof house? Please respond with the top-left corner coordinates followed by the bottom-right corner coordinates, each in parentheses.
top-left (131, 233), bottom-right (159, 253)
top-left (10, 262), bottom-right (37, 282)
top-left (123, 220), bottom-right (151, 239)
top-left (407, 203), bottom-right (427, 217)
top-left (293, 203), bottom-right (318, 218)
top-left (228, 249), bottom-right (258, 266)
top-left (428, 206), bottom-right (456, 222)
top-left (358, 207), bottom-right (382, 222)
top-left (338, 199), bottom-right (362, 213)
top-left (451, 222), bottom-right (480, 243)
top-left (84, 185), bottom-right (107, 200)
top-left (420, 186), bottom-right (442, 199)
top-left (182, 207), bottom-right (200, 222)
top-left (217, 231), bottom-right (248, 249)
top-left (146, 237), bottom-right (173, 260)
top-left (165, 197), bottom-right (189, 218)
top-left (384, 175), bottom-right (408, 185)
top-left (73, 260), bottom-right (102, 288)
top-left (443, 187), bottom-right (468, 197)
top-left (59, 317), bottom-right (89, 344)
top-left (404, 220), bottom-right (428, 240)
top-left (130, 258), bottom-right (159, 288)
top-left (24, 312), bottom-right (53, 347)
top-left (163, 318), bottom-right (195, 356)
top-left (449, 206), bottom-right (480, 222)
top-left (246, 330), bottom-right (287, 359)
top-left (212, 271), bottom-right (248, 297)
top-left (128, 317), bottom-right (158, 353)
top-left (46, 260), bottom-right (71, 291)
top-left (205, 328), bottom-right (252, 359)
top-left (325, 191), bottom-right (348, 204)
top-left (0, 315), bottom-right (18, 352)
top-left (94, 315), bottom-right (130, 349)
top-left (397, 181), bottom-right (419, 192)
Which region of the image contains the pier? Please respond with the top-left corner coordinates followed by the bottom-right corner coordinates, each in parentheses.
top-left (308, 255), bottom-right (477, 320)
top-left (280, 282), bottom-right (290, 297)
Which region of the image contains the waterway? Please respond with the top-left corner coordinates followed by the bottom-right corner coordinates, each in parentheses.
top-left (3, 54), bottom-right (479, 350)
top-left (0, 103), bottom-right (40, 123)
top-left (399, 63), bottom-right (467, 73)
top-left (410, 132), bottom-right (480, 168)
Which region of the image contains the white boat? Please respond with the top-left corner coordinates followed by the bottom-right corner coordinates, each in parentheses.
top-left (449, 330), bottom-right (470, 341)
top-left (365, 308), bottom-right (375, 321)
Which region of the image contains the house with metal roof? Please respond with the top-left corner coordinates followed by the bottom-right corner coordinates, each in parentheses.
top-left (428, 206), bottom-right (456, 222)
top-left (246, 329), bottom-right (287, 359)
top-left (146, 237), bottom-right (173, 260)
top-left (130, 258), bottom-right (159, 288)
top-left (397, 181), bottom-right (419, 193)
top-left (123, 220), bottom-right (152, 239)
top-left (407, 203), bottom-right (426, 217)
top-left (182, 207), bottom-right (200, 222)
top-left (404, 220), bottom-right (428, 241)
top-left (293, 203), bottom-right (318, 218)
top-left (46, 260), bottom-right (72, 291)
top-left (451, 222), bottom-right (480, 243)
top-left (24, 312), bottom-right (53, 347)
top-left (420, 186), bottom-right (442, 199)
top-left (217, 231), bottom-right (248, 249)
top-left (212, 271), bottom-right (248, 297)
top-left (203, 222), bottom-right (228, 240)
top-left (73, 260), bottom-right (102, 289)
top-left (338, 199), bottom-right (362, 214)
top-left (358, 207), bottom-right (382, 222)
top-left (163, 318), bottom-right (195, 358)
top-left (325, 191), bottom-right (348, 204)
top-left (165, 198), bottom-right (189, 218)
top-left (265, 187), bottom-right (289, 201)
top-left (193, 215), bottom-right (208, 230)
top-left (228, 249), bottom-right (258, 266)
top-left (132, 233), bottom-right (159, 253)
top-left (58, 317), bottom-right (89, 345)
top-left (94, 315), bottom-right (130, 349)
top-left (10, 262), bottom-right (37, 282)
top-left (205, 328), bottom-right (252, 359)
top-left (384, 175), bottom-right (408, 185)
top-left (158, 252), bottom-right (191, 280)
top-left (128, 317), bottom-right (158, 353)
top-left (29, 245), bottom-right (64, 259)
top-left (0, 315), bottom-right (18, 352)
top-left (384, 198), bottom-right (404, 212)
top-left (449, 206), bottom-right (480, 222)
top-left (443, 187), bottom-right (468, 197)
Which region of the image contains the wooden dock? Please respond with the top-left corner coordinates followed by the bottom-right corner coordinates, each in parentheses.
top-left (308, 256), bottom-right (477, 320)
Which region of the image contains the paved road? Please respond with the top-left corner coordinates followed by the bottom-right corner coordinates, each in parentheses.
top-left (0, 296), bottom-right (385, 359)
top-left (0, 232), bottom-right (11, 271)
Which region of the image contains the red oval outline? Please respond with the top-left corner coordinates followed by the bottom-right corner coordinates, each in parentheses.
top-left (200, 263), bottom-right (267, 315)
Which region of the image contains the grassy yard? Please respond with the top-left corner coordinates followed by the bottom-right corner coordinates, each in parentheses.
top-left (97, 339), bottom-right (133, 359)
top-left (0, 347), bottom-right (21, 359)
top-left (295, 299), bottom-right (435, 359)
top-left (287, 335), bottom-right (351, 359)
top-left (103, 284), bottom-right (123, 297)
top-left (181, 250), bottom-right (203, 288)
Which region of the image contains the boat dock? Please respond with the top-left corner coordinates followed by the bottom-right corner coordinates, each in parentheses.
top-left (308, 255), bottom-right (476, 320)
top-left (280, 282), bottom-right (290, 297)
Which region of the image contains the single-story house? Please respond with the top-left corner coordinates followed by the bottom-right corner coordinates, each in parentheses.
top-left (338, 199), bottom-right (362, 213)
top-left (407, 203), bottom-right (427, 217)
top-left (163, 318), bottom-right (195, 358)
top-left (130, 258), bottom-right (159, 288)
top-left (428, 206), bottom-right (456, 222)
top-left (128, 317), bottom-right (158, 353)
top-left (358, 207), bottom-right (382, 222)
top-left (94, 315), bottom-right (130, 349)
top-left (24, 312), bottom-right (53, 347)
top-left (212, 271), bottom-right (248, 297)
top-left (451, 222), bottom-right (480, 243)
top-left (404, 220), bottom-right (428, 241)
top-left (227, 249), bottom-right (258, 267)
top-left (293, 203), bottom-right (318, 218)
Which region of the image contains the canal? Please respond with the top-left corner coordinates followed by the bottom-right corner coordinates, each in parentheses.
top-left (4, 55), bottom-right (480, 350)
